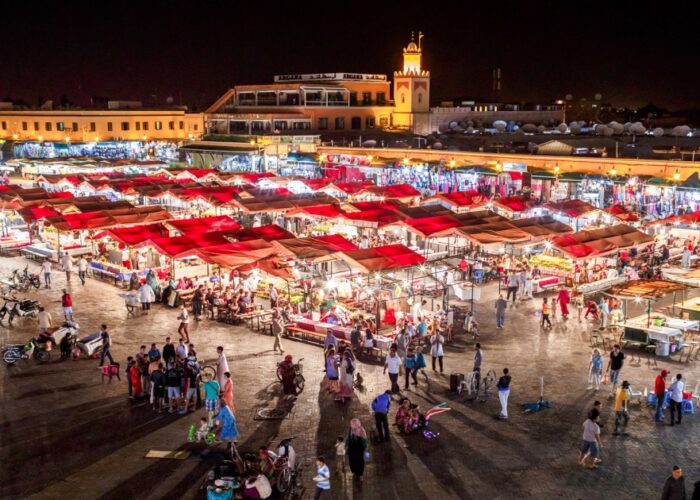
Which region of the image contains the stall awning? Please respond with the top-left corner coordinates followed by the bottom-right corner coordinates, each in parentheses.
top-left (648, 210), bottom-right (700, 227)
top-left (167, 216), bottom-right (241, 235)
top-left (608, 280), bottom-right (687, 300)
top-left (544, 199), bottom-right (600, 218)
top-left (492, 196), bottom-right (534, 213)
top-left (102, 223), bottom-right (170, 247)
top-left (604, 205), bottom-right (640, 223)
top-left (421, 191), bottom-right (488, 210)
top-left (44, 206), bottom-right (172, 232)
top-left (355, 184), bottom-right (421, 200)
top-left (333, 244), bottom-right (426, 273)
top-left (273, 234), bottom-right (357, 261)
top-left (551, 224), bottom-right (654, 259)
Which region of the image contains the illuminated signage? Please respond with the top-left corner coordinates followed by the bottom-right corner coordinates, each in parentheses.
top-left (274, 73), bottom-right (387, 82)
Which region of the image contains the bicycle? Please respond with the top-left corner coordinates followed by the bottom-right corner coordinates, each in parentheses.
top-left (280, 461), bottom-right (306, 500)
top-left (458, 369), bottom-right (497, 401)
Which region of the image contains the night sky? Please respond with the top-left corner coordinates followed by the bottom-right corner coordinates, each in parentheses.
top-left (3, 1), bottom-right (699, 110)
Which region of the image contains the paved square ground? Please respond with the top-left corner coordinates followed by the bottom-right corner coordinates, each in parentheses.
top-left (1, 256), bottom-right (699, 499)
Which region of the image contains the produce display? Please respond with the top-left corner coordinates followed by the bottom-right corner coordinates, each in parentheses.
top-left (528, 254), bottom-right (573, 273)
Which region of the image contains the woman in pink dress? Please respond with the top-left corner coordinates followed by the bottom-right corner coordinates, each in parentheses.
top-left (557, 286), bottom-right (570, 318)
top-left (222, 371), bottom-right (235, 412)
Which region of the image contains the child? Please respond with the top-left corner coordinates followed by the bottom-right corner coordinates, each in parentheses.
top-left (196, 417), bottom-right (209, 442)
top-left (415, 346), bottom-right (428, 382)
top-left (363, 328), bottom-right (374, 355)
top-left (334, 436), bottom-right (345, 473)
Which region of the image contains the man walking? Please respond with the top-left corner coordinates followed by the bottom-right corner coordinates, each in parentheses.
top-left (61, 289), bottom-right (73, 321)
top-left (496, 368), bottom-right (511, 420)
top-left (77, 256), bottom-right (88, 286)
top-left (98, 324), bottom-right (114, 366)
top-left (177, 305), bottom-right (190, 343)
top-left (371, 390), bottom-right (391, 442)
top-left (383, 347), bottom-right (401, 393)
top-left (62, 252), bottom-right (73, 282)
top-left (473, 343), bottom-right (483, 394)
top-left (606, 344), bottom-right (625, 397)
top-left (661, 465), bottom-right (686, 500)
top-left (505, 272), bottom-right (518, 303)
top-left (429, 330), bottom-right (444, 373)
top-left (613, 380), bottom-right (630, 436)
top-left (272, 310), bottom-right (285, 354)
top-left (495, 294), bottom-right (507, 329)
top-left (669, 373), bottom-right (685, 426)
top-left (654, 369), bottom-right (669, 422)
top-left (40, 259), bottom-right (52, 288)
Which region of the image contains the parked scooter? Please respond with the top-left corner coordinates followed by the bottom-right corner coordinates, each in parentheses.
top-left (8, 297), bottom-right (40, 324)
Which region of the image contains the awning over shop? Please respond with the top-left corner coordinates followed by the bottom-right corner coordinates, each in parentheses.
top-left (17, 206), bottom-right (61, 223)
top-left (492, 196), bottom-right (535, 214)
top-left (648, 210), bottom-right (700, 226)
top-left (421, 190), bottom-right (488, 210)
top-left (608, 279), bottom-right (687, 300)
top-left (355, 184), bottom-right (421, 201)
top-left (101, 223), bottom-right (171, 247)
top-left (604, 205), bottom-right (640, 223)
top-left (551, 224), bottom-right (654, 259)
top-left (167, 215), bottom-right (241, 234)
top-left (333, 244), bottom-right (426, 273)
top-left (508, 216), bottom-right (574, 238)
top-left (44, 206), bottom-right (172, 231)
top-left (544, 199), bottom-right (600, 218)
top-left (272, 234), bottom-right (357, 261)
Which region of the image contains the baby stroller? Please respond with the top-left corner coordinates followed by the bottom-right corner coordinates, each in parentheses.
top-left (76, 332), bottom-right (103, 359)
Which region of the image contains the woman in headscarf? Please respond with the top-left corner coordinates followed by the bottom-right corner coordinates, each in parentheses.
top-left (337, 348), bottom-right (355, 403)
top-left (146, 269), bottom-right (161, 302)
top-left (345, 418), bottom-right (368, 480)
top-left (213, 396), bottom-right (239, 448)
top-left (324, 345), bottom-right (339, 394)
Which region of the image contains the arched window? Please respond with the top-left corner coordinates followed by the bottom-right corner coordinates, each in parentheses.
top-left (401, 94), bottom-right (405, 104)
top-left (417, 93), bottom-right (422, 104)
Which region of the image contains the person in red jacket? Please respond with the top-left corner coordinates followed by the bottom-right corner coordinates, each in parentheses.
top-left (61, 289), bottom-right (73, 322)
top-left (557, 286), bottom-right (571, 319)
top-left (654, 369), bottom-right (668, 423)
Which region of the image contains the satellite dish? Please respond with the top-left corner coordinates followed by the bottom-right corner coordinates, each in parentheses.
top-left (166, 96), bottom-right (174, 104)
top-left (594, 93), bottom-right (602, 101)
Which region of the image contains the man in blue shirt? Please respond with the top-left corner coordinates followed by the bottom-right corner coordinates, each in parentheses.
top-left (313, 456), bottom-right (331, 499)
top-left (371, 390), bottom-right (392, 442)
top-left (148, 343), bottom-right (161, 361)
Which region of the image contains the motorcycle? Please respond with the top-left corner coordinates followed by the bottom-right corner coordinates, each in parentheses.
top-left (0, 266), bottom-right (40, 292)
top-left (276, 357), bottom-right (305, 392)
top-left (0, 297), bottom-right (17, 321)
top-left (8, 298), bottom-right (40, 324)
top-left (2, 337), bottom-right (51, 365)
top-left (21, 266), bottom-right (41, 290)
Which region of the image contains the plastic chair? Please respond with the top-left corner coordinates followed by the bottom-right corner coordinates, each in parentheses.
top-left (472, 269), bottom-right (484, 284)
top-left (681, 399), bottom-right (694, 414)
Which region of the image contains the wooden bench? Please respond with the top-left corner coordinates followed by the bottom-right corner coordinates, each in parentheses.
top-left (20, 248), bottom-right (51, 262)
top-left (90, 266), bottom-right (121, 286)
top-left (284, 326), bottom-right (326, 345)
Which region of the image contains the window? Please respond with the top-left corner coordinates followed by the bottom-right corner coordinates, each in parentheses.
top-left (334, 117), bottom-right (345, 130)
top-left (349, 92), bottom-right (357, 105)
top-left (0, 121), bottom-right (5, 130)
top-left (179, 121), bottom-right (184, 130)
top-left (155, 121), bottom-right (162, 130)
top-left (418, 93), bottom-right (422, 104)
top-left (400, 94), bottom-right (405, 104)
top-left (142, 121), bottom-right (149, 131)
top-left (71, 122), bottom-right (78, 131)
top-left (362, 92), bottom-right (372, 105)
top-left (34, 122), bottom-right (39, 131)
top-left (377, 92), bottom-right (386, 105)
top-left (107, 122), bottom-right (113, 132)
top-left (45, 122), bottom-right (52, 131)
top-left (121, 122), bottom-right (129, 131)
top-left (194, 124), bottom-right (198, 131)
top-left (351, 117), bottom-right (361, 130)
top-left (168, 121), bottom-right (174, 130)
top-left (56, 122), bottom-right (64, 131)
top-left (22, 122), bottom-right (28, 131)
top-left (135, 122), bottom-right (141, 131)
top-left (318, 117), bottom-right (328, 130)
top-left (89, 122), bottom-right (96, 132)
top-left (365, 117), bottom-right (376, 129)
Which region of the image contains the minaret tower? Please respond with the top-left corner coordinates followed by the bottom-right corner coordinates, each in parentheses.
top-left (392, 31), bottom-right (430, 134)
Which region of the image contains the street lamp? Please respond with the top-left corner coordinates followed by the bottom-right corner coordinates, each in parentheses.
top-left (610, 168), bottom-right (617, 177)
top-left (553, 165), bottom-right (560, 175)
top-left (449, 159), bottom-right (456, 168)
top-left (673, 169), bottom-right (681, 181)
